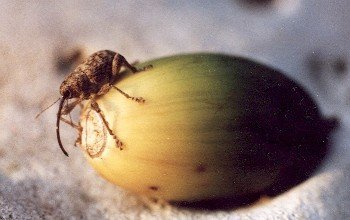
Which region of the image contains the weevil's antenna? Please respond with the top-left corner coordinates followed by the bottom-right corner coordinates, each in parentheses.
top-left (56, 96), bottom-right (69, 157)
top-left (35, 97), bottom-right (61, 119)
top-left (66, 99), bottom-right (74, 126)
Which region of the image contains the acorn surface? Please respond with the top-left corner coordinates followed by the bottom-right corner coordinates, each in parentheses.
top-left (79, 53), bottom-right (335, 202)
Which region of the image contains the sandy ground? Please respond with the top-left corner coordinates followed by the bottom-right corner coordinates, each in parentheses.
top-left (0, 0), bottom-right (349, 219)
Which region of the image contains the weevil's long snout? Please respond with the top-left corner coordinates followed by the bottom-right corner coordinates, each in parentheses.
top-left (56, 96), bottom-right (69, 157)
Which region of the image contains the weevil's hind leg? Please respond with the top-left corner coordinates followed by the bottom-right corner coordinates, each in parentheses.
top-left (90, 98), bottom-right (124, 149)
top-left (112, 86), bottom-right (145, 103)
top-left (131, 60), bottom-right (139, 66)
top-left (112, 53), bottom-right (138, 75)
top-left (139, 64), bottom-right (153, 71)
top-left (130, 60), bottom-right (153, 71)
top-left (112, 53), bottom-right (153, 76)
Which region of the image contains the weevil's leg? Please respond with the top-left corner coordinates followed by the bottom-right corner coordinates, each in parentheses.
top-left (61, 98), bottom-right (82, 115)
top-left (97, 83), bottom-right (112, 96)
top-left (60, 117), bottom-right (82, 131)
top-left (130, 61), bottom-right (153, 71)
top-left (112, 53), bottom-right (153, 75)
top-left (74, 125), bottom-right (82, 147)
top-left (60, 97), bottom-right (83, 133)
top-left (139, 64), bottom-right (153, 71)
top-left (112, 53), bottom-right (138, 75)
top-left (112, 85), bottom-right (145, 103)
top-left (111, 54), bottom-right (149, 103)
top-left (90, 98), bottom-right (124, 149)
top-left (68, 112), bottom-right (73, 126)
top-left (66, 99), bottom-right (75, 127)
top-left (102, 81), bottom-right (145, 103)
top-left (131, 60), bottom-right (139, 66)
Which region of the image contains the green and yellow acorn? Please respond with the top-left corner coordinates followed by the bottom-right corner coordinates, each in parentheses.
top-left (79, 53), bottom-right (336, 202)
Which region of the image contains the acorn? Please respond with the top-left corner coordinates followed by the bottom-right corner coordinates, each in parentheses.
top-left (78, 53), bottom-right (336, 203)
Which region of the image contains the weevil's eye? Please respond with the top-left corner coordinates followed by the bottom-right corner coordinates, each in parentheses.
top-left (59, 82), bottom-right (70, 98)
top-left (62, 89), bottom-right (72, 98)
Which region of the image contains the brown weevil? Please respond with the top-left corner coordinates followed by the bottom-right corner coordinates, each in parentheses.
top-left (37, 50), bottom-right (151, 157)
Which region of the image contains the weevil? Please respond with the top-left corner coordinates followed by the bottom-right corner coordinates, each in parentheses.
top-left (38, 50), bottom-right (150, 157)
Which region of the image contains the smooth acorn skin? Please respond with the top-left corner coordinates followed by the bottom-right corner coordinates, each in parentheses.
top-left (79, 53), bottom-right (336, 202)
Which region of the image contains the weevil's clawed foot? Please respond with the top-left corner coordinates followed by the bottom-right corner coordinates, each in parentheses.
top-left (111, 134), bottom-right (124, 150)
top-left (135, 64), bottom-right (153, 73)
top-left (131, 60), bottom-right (139, 66)
top-left (142, 65), bottom-right (153, 71)
top-left (112, 86), bottom-right (146, 103)
top-left (115, 139), bottom-right (124, 150)
top-left (131, 96), bottom-right (145, 103)
top-left (74, 137), bottom-right (81, 148)
top-left (117, 140), bottom-right (124, 150)
top-left (74, 126), bottom-right (83, 147)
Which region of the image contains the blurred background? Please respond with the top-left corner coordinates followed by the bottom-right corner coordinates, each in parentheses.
top-left (0, 0), bottom-right (349, 219)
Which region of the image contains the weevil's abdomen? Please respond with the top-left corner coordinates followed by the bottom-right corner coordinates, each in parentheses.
top-left (83, 50), bottom-right (116, 85)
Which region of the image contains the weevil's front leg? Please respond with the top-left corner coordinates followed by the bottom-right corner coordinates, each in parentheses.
top-left (60, 117), bottom-right (82, 131)
top-left (61, 98), bottom-right (82, 115)
top-left (59, 98), bottom-right (83, 131)
top-left (90, 98), bottom-right (124, 149)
